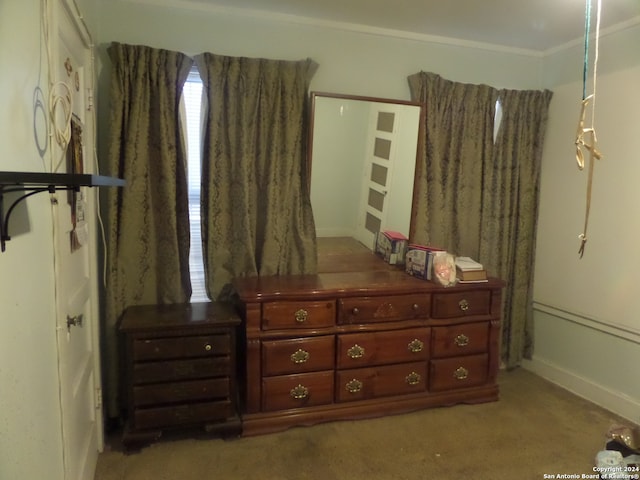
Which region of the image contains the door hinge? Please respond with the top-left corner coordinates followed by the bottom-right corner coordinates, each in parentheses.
top-left (87, 87), bottom-right (94, 111)
top-left (95, 386), bottom-right (103, 410)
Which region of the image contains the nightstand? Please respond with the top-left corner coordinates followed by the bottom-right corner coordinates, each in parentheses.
top-left (118, 302), bottom-right (241, 450)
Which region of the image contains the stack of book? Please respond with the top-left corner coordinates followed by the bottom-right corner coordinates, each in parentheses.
top-left (455, 256), bottom-right (488, 283)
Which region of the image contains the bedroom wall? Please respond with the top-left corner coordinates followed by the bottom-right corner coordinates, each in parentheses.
top-left (94, 1), bottom-right (639, 424)
top-left (0, 1), bottom-right (64, 479)
top-left (528, 22), bottom-right (640, 425)
top-left (94, 1), bottom-right (544, 105)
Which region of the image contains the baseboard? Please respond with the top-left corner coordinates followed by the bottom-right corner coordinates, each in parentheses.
top-left (522, 357), bottom-right (640, 426)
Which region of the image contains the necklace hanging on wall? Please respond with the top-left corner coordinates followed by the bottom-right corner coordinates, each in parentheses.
top-left (575, 0), bottom-right (604, 258)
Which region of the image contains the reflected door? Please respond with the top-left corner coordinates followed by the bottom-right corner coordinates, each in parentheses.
top-left (355, 107), bottom-right (398, 248)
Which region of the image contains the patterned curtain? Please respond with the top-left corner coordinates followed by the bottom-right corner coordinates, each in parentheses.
top-left (196, 53), bottom-right (319, 300)
top-left (407, 71), bottom-right (498, 258)
top-left (103, 42), bottom-right (193, 416)
top-left (408, 71), bottom-right (552, 367)
top-left (483, 88), bottom-right (553, 366)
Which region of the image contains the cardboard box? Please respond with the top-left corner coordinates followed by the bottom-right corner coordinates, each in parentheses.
top-left (375, 230), bottom-right (408, 265)
top-left (405, 244), bottom-right (444, 280)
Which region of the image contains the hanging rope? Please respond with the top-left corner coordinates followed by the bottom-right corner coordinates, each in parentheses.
top-left (575, 0), bottom-right (603, 258)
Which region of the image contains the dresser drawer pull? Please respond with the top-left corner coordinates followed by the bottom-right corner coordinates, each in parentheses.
top-left (345, 379), bottom-right (363, 394)
top-left (204, 343), bottom-right (212, 352)
top-left (290, 384), bottom-right (309, 400)
top-left (407, 339), bottom-right (424, 353)
top-left (458, 299), bottom-right (470, 311)
top-left (351, 307), bottom-right (360, 315)
top-left (453, 367), bottom-right (469, 380)
top-left (294, 309), bottom-right (308, 323)
top-left (454, 334), bottom-right (470, 347)
top-left (290, 349), bottom-right (310, 364)
top-left (347, 344), bottom-right (365, 359)
top-left (412, 303), bottom-right (419, 311)
top-left (405, 371), bottom-right (421, 386)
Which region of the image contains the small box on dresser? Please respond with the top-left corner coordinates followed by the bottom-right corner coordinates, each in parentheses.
top-left (118, 302), bottom-right (241, 451)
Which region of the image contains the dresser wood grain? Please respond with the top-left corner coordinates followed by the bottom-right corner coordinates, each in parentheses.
top-left (118, 302), bottom-right (241, 450)
top-left (234, 271), bottom-right (504, 436)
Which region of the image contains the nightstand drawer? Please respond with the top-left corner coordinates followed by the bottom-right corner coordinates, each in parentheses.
top-left (133, 333), bottom-right (231, 361)
top-left (429, 354), bottom-right (489, 391)
top-left (134, 400), bottom-right (233, 430)
top-left (431, 290), bottom-right (491, 319)
top-left (262, 371), bottom-right (334, 411)
top-left (338, 294), bottom-right (430, 324)
top-left (262, 336), bottom-right (335, 376)
top-left (336, 327), bottom-right (430, 368)
top-left (431, 322), bottom-right (489, 358)
top-left (133, 378), bottom-right (230, 407)
top-left (132, 357), bottom-right (230, 384)
top-left (262, 301), bottom-right (335, 330)
top-left (336, 362), bottom-right (427, 402)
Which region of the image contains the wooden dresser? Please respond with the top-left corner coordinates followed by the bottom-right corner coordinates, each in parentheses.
top-left (233, 270), bottom-right (504, 436)
top-left (118, 302), bottom-right (241, 450)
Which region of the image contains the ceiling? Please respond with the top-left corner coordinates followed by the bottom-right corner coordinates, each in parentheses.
top-left (156, 0), bottom-right (640, 52)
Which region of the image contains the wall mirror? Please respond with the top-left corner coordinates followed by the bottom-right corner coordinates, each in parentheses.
top-left (308, 92), bottom-right (422, 250)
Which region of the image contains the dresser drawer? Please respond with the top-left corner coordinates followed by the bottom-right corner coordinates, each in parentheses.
top-left (262, 371), bottom-right (334, 412)
top-left (336, 362), bottom-right (427, 402)
top-left (133, 378), bottom-right (230, 407)
top-left (262, 336), bottom-right (335, 376)
top-left (431, 290), bottom-right (492, 319)
top-left (431, 322), bottom-right (489, 358)
top-left (132, 357), bottom-right (230, 384)
top-left (133, 333), bottom-right (231, 361)
top-left (338, 294), bottom-right (430, 324)
top-left (429, 354), bottom-right (489, 391)
top-left (336, 327), bottom-right (430, 368)
top-left (133, 400), bottom-right (233, 430)
top-left (262, 301), bottom-right (335, 330)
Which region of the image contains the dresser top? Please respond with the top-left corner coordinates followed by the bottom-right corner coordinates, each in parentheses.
top-left (119, 301), bottom-right (241, 332)
top-left (233, 270), bottom-right (504, 302)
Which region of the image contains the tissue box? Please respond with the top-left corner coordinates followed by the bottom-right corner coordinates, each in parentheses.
top-left (375, 230), bottom-right (408, 265)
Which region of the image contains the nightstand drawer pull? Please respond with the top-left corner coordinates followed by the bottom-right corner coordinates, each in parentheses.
top-left (347, 344), bottom-right (365, 359)
top-left (458, 299), bottom-right (469, 311)
top-left (294, 309), bottom-right (308, 323)
top-left (290, 349), bottom-right (310, 364)
top-left (454, 334), bottom-right (469, 347)
top-left (405, 371), bottom-right (421, 386)
top-left (407, 339), bottom-right (424, 353)
top-left (454, 367), bottom-right (469, 380)
top-left (204, 343), bottom-right (212, 352)
top-left (345, 379), bottom-right (363, 393)
top-left (290, 384), bottom-right (309, 400)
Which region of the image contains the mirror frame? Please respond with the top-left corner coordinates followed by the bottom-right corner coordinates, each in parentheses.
top-left (307, 91), bottom-right (424, 242)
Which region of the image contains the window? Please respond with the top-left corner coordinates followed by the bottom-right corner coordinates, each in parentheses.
top-left (182, 68), bottom-right (207, 302)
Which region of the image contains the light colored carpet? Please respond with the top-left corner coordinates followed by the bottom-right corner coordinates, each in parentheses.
top-left (95, 368), bottom-right (631, 480)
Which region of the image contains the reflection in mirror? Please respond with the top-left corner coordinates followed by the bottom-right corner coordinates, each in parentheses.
top-left (309, 92), bottom-right (422, 252)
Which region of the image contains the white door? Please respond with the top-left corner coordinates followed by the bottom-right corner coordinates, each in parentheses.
top-left (355, 105), bottom-right (399, 249)
top-left (50, 2), bottom-right (103, 479)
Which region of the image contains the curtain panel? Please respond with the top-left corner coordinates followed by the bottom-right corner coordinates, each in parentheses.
top-left (196, 53), bottom-right (319, 300)
top-left (104, 42), bottom-right (193, 416)
top-left (407, 72), bottom-right (498, 259)
top-left (484, 88), bottom-right (553, 365)
top-left (408, 71), bottom-right (552, 368)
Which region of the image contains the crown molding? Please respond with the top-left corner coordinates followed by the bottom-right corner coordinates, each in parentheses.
top-left (116, 0), bottom-right (545, 57)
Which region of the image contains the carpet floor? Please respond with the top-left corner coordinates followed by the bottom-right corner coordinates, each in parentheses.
top-left (94, 368), bottom-right (633, 480)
